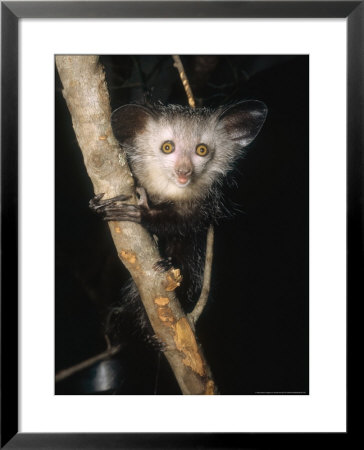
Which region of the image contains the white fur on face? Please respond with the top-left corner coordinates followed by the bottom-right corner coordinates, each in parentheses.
top-left (126, 109), bottom-right (243, 204)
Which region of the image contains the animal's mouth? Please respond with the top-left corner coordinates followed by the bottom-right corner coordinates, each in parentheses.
top-left (175, 174), bottom-right (191, 187)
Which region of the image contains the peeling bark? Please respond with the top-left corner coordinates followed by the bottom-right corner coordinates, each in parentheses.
top-left (56, 55), bottom-right (218, 395)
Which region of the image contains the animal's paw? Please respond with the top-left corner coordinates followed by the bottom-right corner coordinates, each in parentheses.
top-left (89, 193), bottom-right (131, 212)
top-left (146, 334), bottom-right (167, 352)
top-left (89, 193), bottom-right (141, 223)
top-left (153, 257), bottom-right (173, 273)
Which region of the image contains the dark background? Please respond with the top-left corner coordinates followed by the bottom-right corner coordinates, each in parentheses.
top-left (55, 55), bottom-right (308, 395)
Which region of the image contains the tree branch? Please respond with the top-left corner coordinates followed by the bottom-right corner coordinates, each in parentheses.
top-left (55, 342), bottom-right (121, 383)
top-left (188, 225), bottom-right (214, 327)
top-left (56, 55), bottom-right (217, 395)
top-left (172, 55), bottom-right (195, 108)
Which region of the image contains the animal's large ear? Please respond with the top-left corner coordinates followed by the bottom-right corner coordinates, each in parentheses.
top-left (218, 100), bottom-right (268, 147)
top-left (111, 104), bottom-right (155, 144)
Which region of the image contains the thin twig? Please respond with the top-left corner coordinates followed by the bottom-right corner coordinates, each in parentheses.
top-left (55, 342), bottom-right (121, 383)
top-left (188, 225), bottom-right (214, 327)
top-left (172, 55), bottom-right (195, 108)
top-left (172, 55), bottom-right (214, 326)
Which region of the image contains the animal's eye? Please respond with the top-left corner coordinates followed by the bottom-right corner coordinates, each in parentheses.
top-left (161, 141), bottom-right (175, 154)
top-left (196, 144), bottom-right (209, 157)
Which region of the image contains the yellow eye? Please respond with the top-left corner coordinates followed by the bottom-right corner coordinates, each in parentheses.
top-left (196, 144), bottom-right (209, 157)
top-left (161, 141), bottom-right (175, 154)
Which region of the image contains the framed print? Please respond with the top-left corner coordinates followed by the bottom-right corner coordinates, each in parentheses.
top-left (1, 1), bottom-right (359, 448)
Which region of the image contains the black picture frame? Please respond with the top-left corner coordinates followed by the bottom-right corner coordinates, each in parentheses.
top-left (1, 1), bottom-right (359, 448)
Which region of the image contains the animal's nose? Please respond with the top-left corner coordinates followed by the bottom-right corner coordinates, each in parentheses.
top-left (175, 167), bottom-right (192, 177)
top-left (175, 162), bottom-right (193, 185)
